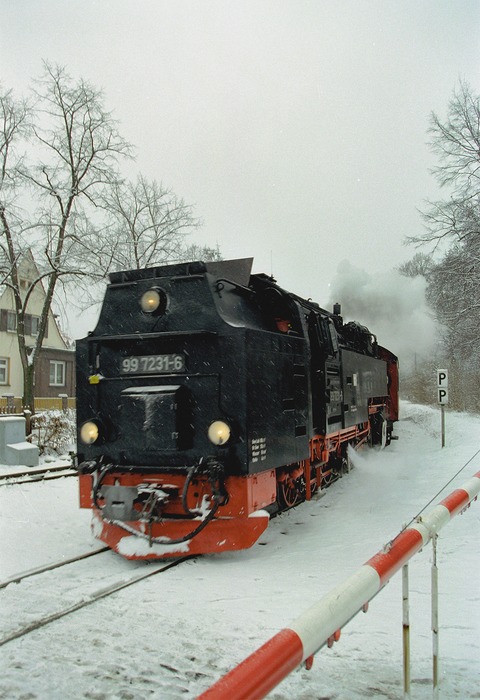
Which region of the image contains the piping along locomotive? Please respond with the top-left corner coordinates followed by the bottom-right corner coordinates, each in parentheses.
top-left (76, 258), bottom-right (399, 560)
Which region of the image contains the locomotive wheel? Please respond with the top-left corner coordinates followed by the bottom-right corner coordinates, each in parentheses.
top-left (320, 468), bottom-right (335, 488)
top-left (277, 476), bottom-right (305, 509)
top-left (370, 413), bottom-right (387, 448)
top-left (341, 446), bottom-right (353, 474)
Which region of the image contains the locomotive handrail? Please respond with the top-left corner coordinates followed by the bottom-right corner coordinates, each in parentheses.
top-left (198, 470), bottom-right (480, 699)
top-left (214, 278), bottom-right (255, 296)
top-left (86, 330), bottom-right (217, 341)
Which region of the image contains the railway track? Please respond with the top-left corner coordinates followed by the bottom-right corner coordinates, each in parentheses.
top-left (0, 549), bottom-right (193, 647)
top-left (0, 546), bottom-right (110, 589)
top-left (0, 463), bottom-right (77, 485)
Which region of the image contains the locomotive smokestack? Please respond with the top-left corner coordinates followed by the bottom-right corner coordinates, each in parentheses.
top-left (333, 302), bottom-right (341, 316)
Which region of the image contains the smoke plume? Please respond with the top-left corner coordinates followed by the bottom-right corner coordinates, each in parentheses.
top-left (327, 261), bottom-right (438, 369)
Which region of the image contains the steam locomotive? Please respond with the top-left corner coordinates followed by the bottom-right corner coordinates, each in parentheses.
top-left (76, 258), bottom-right (398, 559)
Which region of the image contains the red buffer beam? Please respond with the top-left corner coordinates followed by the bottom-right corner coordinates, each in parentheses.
top-left (199, 470), bottom-right (480, 700)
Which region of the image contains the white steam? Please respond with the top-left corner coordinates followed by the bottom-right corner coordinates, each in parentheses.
top-left (327, 261), bottom-right (438, 369)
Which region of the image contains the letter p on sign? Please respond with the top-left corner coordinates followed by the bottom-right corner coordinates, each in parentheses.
top-left (437, 369), bottom-right (449, 404)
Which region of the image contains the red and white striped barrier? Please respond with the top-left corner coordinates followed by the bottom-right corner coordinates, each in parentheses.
top-left (199, 470), bottom-right (480, 700)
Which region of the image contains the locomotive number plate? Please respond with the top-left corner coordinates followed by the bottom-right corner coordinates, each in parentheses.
top-left (121, 354), bottom-right (185, 374)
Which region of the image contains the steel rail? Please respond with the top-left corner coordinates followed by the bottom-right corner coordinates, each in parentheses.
top-left (0, 464), bottom-right (73, 480)
top-left (0, 547), bottom-right (110, 590)
top-left (0, 556), bottom-right (193, 647)
top-left (0, 464), bottom-right (76, 486)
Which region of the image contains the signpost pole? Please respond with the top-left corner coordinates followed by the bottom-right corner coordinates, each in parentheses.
top-left (441, 405), bottom-right (445, 448)
top-left (437, 370), bottom-right (448, 448)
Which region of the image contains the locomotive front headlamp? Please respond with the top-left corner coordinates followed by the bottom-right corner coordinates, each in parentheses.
top-left (80, 421), bottom-right (100, 445)
top-left (208, 420), bottom-right (231, 446)
top-left (140, 288), bottom-right (161, 313)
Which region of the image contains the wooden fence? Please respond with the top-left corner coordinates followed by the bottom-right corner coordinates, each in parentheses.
top-left (0, 396), bottom-right (76, 413)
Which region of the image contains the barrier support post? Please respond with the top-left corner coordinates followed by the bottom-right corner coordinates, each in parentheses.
top-left (402, 563), bottom-right (411, 699)
top-left (432, 535), bottom-right (439, 699)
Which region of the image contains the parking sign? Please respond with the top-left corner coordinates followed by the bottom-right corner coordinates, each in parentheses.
top-left (437, 369), bottom-right (448, 405)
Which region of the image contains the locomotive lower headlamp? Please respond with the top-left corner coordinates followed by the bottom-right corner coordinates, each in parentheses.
top-left (140, 288), bottom-right (161, 313)
top-left (208, 420), bottom-right (231, 445)
top-left (80, 421), bottom-right (100, 445)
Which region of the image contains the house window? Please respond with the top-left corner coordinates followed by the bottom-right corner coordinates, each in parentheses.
top-left (30, 316), bottom-right (40, 336)
top-left (0, 358), bottom-right (9, 385)
top-left (49, 361), bottom-right (65, 387)
top-left (7, 311), bottom-right (17, 332)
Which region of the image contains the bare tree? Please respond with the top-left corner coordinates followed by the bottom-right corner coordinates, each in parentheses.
top-left (0, 87), bottom-right (31, 278)
top-left (95, 175), bottom-right (201, 271)
top-left (428, 80), bottom-right (480, 199)
top-left (179, 242), bottom-right (223, 263)
top-left (397, 252), bottom-right (434, 278)
top-left (0, 63), bottom-right (132, 408)
top-left (408, 80), bottom-right (480, 248)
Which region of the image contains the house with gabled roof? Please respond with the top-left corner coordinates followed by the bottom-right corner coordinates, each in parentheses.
top-left (0, 251), bottom-right (75, 402)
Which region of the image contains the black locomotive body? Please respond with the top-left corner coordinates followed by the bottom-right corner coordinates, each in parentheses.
top-left (77, 258), bottom-right (398, 559)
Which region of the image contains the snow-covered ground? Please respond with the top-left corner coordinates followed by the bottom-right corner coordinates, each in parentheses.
top-left (0, 401), bottom-right (479, 699)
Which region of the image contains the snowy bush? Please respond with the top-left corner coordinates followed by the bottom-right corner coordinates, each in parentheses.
top-left (30, 409), bottom-right (76, 456)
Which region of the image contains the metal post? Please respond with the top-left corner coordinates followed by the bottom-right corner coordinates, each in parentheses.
top-left (432, 535), bottom-right (439, 699)
top-left (441, 406), bottom-right (445, 448)
top-left (402, 563), bottom-right (411, 699)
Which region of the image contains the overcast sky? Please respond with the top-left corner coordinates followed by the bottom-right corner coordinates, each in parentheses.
top-left (1, 1), bottom-right (480, 336)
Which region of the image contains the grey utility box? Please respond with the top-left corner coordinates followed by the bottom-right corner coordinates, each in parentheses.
top-left (0, 416), bottom-right (39, 467)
